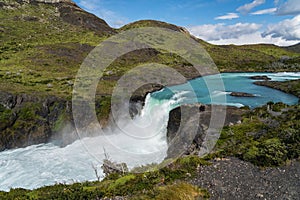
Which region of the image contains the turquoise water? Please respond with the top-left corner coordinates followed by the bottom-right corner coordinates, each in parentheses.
top-left (151, 72), bottom-right (300, 108)
top-left (0, 72), bottom-right (299, 191)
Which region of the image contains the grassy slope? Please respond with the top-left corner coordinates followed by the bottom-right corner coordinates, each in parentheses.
top-left (209, 103), bottom-right (299, 167)
top-left (1, 5), bottom-right (299, 98)
top-left (285, 42), bottom-right (300, 53)
top-left (0, 1), bottom-right (110, 97)
top-left (207, 43), bottom-right (299, 72)
top-left (119, 20), bottom-right (300, 72)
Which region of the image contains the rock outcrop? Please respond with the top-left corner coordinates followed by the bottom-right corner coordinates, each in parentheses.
top-left (250, 75), bottom-right (271, 80)
top-left (0, 92), bottom-right (73, 151)
top-left (166, 104), bottom-right (245, 157)
top-left (230, 92), bottom-right (255, 97)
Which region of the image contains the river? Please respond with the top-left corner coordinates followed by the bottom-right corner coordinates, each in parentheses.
top-left (0, 72), bottom-right (299, 191)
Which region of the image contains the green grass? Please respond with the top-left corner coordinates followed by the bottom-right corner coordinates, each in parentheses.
top-left (205, 44), bottom-right (300, 72)
top-left (0, 1), bottom-right (107, 97)
top-left (1, 5), bottom-right (299, 98)
top-left (207, 103), bottom-right (300, 167)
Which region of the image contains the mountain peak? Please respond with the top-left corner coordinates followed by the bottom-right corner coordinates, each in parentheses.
top-left (0, 0), bottom-right (115, 35)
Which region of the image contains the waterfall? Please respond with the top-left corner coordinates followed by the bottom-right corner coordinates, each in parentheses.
top-left (0, 91), bottom-right (185, 191)
top-left (0, 72), bottom-right (299, 191)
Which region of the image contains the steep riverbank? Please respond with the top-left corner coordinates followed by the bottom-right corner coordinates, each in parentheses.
top-left (0, 91), bottom-right (71, 151)
top-left (0, 91), bottom-right (113, 150)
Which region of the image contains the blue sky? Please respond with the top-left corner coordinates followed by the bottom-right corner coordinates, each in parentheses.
top-left (74, 0), bottom-right (300, 46)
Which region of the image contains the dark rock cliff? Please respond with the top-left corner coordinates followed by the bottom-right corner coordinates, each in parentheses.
top-left (0, 91), bottom-right (73, 151)
top-left (166, 104), bottom-right (245, 157)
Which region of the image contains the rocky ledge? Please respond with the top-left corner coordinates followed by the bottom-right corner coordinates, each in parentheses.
top-left (0, 91), bottom-right (75, 151)
top-left (250, 75), bottom-right (271, 80)
top-left (230, 92), bottom-right (255, 97)
top-left (166, 104), bottom-right (245, 157)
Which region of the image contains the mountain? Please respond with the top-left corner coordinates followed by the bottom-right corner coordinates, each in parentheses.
top-left (0, 0), bottom-right (300, 150)
top-left (1, 0), bottom-right (299, 96)
top-left (118, 20), bottom-right (300, 72)
top-left (285, 42), bottom-right (300, 53)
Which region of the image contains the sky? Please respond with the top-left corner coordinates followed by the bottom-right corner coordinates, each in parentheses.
top-left (73, 0), bottom-right (300, 46)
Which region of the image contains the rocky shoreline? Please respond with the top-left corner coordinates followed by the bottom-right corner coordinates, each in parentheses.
top-left (254, 79), bottom-right (300, 98)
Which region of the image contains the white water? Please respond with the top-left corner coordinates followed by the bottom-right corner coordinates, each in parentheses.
top-left (0, 91), bottom-right (185, 192)
top-left (0, 72), bottom-right (300, 191)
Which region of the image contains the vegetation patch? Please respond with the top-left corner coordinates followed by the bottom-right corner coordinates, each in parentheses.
top-left (208, 103), bottom-right (299, 167)
top-left (254, 79), bottom-right (300, 98)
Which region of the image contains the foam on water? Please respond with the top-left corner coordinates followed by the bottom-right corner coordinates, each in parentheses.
top-left (0, 91), bottom-right (184, 191)
top-left (0, 72), bottom-right (299, 191)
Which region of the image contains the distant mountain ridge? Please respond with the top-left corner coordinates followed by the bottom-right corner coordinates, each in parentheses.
top-left (285, 43), bottom-right (300, 53)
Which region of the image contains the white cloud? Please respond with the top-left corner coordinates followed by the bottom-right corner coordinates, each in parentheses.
top-left (188, 23), bottom-right (261, 41)
top-left (251, 8), bottom-right (277, 15)
top-left (215, 13), bottom-right (239, 20)
top-left (188, 20), bottom-right (300, 46)
top-left (276, 0), bottom-right (300, 15)
top-left (237, 0), bottom-right (265, 14)
top-left (207, 32), bottom-right (299, 46)
top-left (262, 15), bottom-right (300, 40)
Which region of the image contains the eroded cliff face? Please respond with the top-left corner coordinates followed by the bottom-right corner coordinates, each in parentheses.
top-left (0, 91), bottom-right (74, 151)
top-left (166, 104), bottom-right (245, 157)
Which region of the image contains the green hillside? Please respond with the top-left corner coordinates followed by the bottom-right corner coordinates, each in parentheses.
top-left (285, 42), bottom-right (300, 53)
top-left (119, 20), bottom-right (300, 72)
top-left (0, 0), bottom-right (115, 97)
top-left (1, 1), bottom-right (299, 97)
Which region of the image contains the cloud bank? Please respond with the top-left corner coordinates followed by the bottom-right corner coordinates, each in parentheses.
top-left (276, 0), bottom-right (300, 15)
top-left (262, 15), bottom-right (300, 41)
top-left (188, 23), bottom-right (261, 41)
top-left (188, 16), bottom-right (300, 46)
